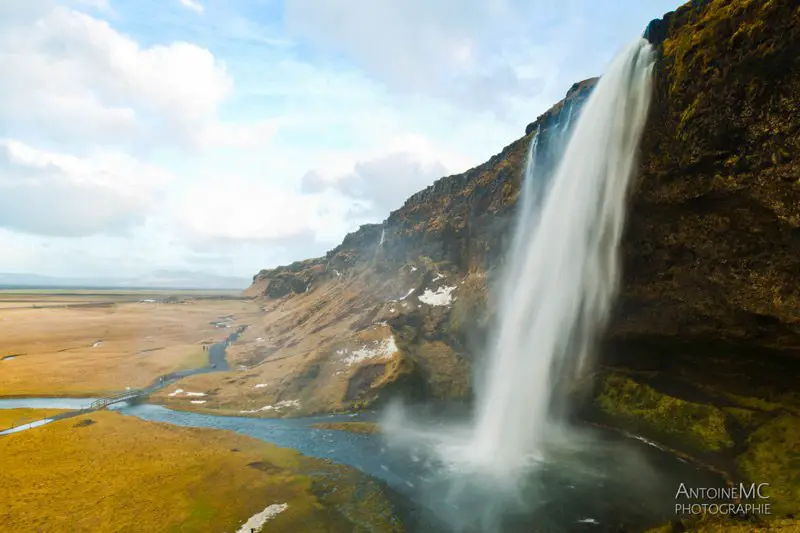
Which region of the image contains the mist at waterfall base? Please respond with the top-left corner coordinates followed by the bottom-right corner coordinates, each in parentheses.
top-left (381, 39), bottom-right (659, 531)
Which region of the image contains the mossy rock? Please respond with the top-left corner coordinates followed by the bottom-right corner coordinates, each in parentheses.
top-left (596, 373), bottom-right (735, 452)
top-left (737, 414), bottom-right (800, 517)
top-left (646, 516), bottom-right (800, 532)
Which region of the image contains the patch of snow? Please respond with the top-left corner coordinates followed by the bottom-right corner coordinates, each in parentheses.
top-left (168, 389), bottom-right (184, 397)
top-left (389, 308), bottom-right (396, 313)
top-left (433, 272), bottom-right (445, 281)
top-left (398, 288), bottom-right (415, 301)
top-left (577, 518), bottom-right (599, 525)
top-left (418, 285), bottom-right (456, 306)
top-left (240, 400), bottom-right (300, 413)
top-left (139, 299), bottom-right (156, 303)
top-left (91, 341), bottom-right (103, 348)
top-left (254, 400), bottom-right (301, 412)
top-left (340, 336), bottom-right (398, 365)
top-left (254, 383), bottom-right (268, 388)
top-left (236, 503), bottom-right (288, 533)
top-left (190, 400), bottom-right (206, 404)
top-left (409, 265), bottom-right (417, 272)
top-left (2, 356), bottom-right (18, 361)
top-left (334, 269), bottom-right (341, 277)
top-left (256, 337), bottom-right (264, 343)
top-left (185, 392), bottom-right (206, 397)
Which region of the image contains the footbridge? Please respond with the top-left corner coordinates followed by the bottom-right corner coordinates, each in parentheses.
top-left (89, 389), bottom-right (145, 410)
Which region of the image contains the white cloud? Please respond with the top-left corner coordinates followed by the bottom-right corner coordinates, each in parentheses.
top-left (0, 4), bottom-right (256, 150)
top-left (301, 151), bottom-right (448, 220)
top-left (0, 0), bottom-right (680, 279)
top-left (283, 0), bottom-right (561, 118)
top-left (0, 139), bottom-right (170, 237)
top-left (178, 0), bottom-right (204, 14)
top-left (175, 179), bottom-right (350, 244)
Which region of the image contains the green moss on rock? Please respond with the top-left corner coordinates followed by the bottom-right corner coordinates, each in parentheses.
top-left (596, 374), bottom-right (734, 452)
top-left (737, 415), bottom-right (800, 516)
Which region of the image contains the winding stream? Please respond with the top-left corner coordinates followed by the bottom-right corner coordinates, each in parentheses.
top-left (0, 397), bottom-right (724, 532)
top-left (0, 323), bottom-right (726, 531)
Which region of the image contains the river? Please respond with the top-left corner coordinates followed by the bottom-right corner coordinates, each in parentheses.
top-left (0, 324), bottom-right (727, 532)
top-left (0, 397), bottom-right (724, 532)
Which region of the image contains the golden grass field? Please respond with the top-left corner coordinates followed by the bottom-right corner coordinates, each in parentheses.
top-left (0, 411), bottom-right (401, 532)
top-left (0, 290), bottom-right (260, 397)
top-left (0, 408), bottom-right (67, 429)
top-left (311, 421), bottom-right (380, 434)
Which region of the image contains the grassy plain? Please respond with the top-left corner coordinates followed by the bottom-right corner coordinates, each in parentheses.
top-left (312, 421), bottom-right (380, 434)
top-left (0, 290), bottom-right (260, 397)
top-left (0, 411), bottom-right (401, 532)
top-left (0, 408), bottom-right (68, 429)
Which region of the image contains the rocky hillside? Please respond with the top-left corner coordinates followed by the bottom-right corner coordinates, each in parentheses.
top-left (173, 0), bottom-right (799, 526)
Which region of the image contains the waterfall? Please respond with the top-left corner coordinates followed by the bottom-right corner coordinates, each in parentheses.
top-left (382, 41), bottom-right (656, 530)
top-left (466, 38), bottom-right (655, 478)
top-left (379, 228), bottom-right (386, 247)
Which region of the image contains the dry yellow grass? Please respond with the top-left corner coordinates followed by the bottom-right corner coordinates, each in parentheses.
top-left (0, 292), bottom-right (260, 397)
top-left (311, 422), bottom-right (380, 434)
top-left (0, 411), bottom-right (401, 532)
top-left (0, 408), bottom-right (67, 429)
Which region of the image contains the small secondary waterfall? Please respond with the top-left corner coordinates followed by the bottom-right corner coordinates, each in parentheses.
top-left (466, 38), bottom-right (655, 476)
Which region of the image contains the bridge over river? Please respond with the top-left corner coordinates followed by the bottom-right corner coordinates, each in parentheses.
top-left (0, 326), bottom-right (247, 435)
top-left (88, 390), bottom-right (145, 410)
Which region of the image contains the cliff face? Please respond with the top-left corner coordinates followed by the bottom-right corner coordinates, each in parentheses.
top-left (226, 79), bottom-right (597, 414)
top-left (619, 0), bottom-right (800, 347)
top-left (230, 0), bottom-right (799, 519)
top-left (245, 0), bottom-right (800, 393)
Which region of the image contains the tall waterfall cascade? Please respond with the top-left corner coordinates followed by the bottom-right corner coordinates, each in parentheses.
top-left (465, 38), bottom-right (655, 478)
top-left (384, 39), bottom-right (656, 494)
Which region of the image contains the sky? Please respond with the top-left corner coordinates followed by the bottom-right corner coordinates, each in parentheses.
top-left (0, 0), bottom-right (680, 279)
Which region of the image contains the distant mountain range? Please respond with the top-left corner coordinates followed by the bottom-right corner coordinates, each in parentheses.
top-left (0, 270), bottom-right (250, 290)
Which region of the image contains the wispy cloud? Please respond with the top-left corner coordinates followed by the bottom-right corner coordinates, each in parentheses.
top-left (178, 0), bottom-right (204, 14)
top-left (0, 0), bottom-right (679, 278)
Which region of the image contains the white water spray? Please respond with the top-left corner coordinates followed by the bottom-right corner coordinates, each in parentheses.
top-left (465, 38), bottom-right (655, 478)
